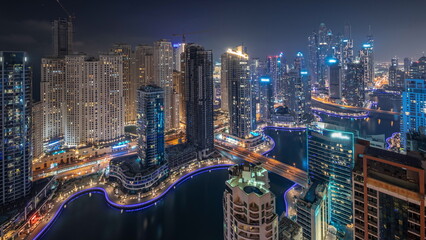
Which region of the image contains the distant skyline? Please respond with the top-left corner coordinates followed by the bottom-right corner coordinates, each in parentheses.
top-left (2, 0), bottom-right (426, 100)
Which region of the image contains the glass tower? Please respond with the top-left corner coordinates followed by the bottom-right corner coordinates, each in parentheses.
top-left (137, 85), bottom-right (165, 170)
top-left (0, 51), bottom-right (32, 206)
top-left (307, 122), bottom-right (355, 232)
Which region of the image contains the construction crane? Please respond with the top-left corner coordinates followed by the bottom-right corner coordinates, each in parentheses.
top-left (56, 0), bottom-right (74, 20)
top-left (171, 31), bottom-right (206, 43)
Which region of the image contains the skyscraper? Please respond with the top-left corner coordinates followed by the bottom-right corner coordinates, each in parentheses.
top-left (221, 46), bottom-right (253, 139)
top-left (259, 76), bottom-right (274, 122)
top-left (359, 42), bottom-right (374, 88)
top-left (134, 44), bottom-right (154, 86)
top-left (353, 141), bottom-right (426, 240)
top-left (409, 56), bottom-right (426, 79)
top-left (41, 57), bottom-right (66, 142)
top-left (307, 122), bottom-right (355, 233)
top-left (64, 54), bottom-right (125, 147)
top-left (0, 51), bottom-right (32, 206)
top-left (296, 182), bottom-right (328, 240)
top-left (388, 57), bottom-right (405, 90)
top-left (184, 44), bottom-right (214, 157)
top-left (266, 53), bottom-right (287, 103)
top-left (401, 79), bottom-right (426, 150)
top-left (137, 85), bottom-right (165, 170)
top-left (111, 43), bottom-right (136, 125)
top-left (327, 57), bottom-right (342, 99)
top-left (153, 40), bottom-right (179, 131)
top-left (52, 18), bottom-right (73, 57)
top-left (404, 57), bottom-right (412, 75)
top-left (286, 52), bottom-right (312, 124)
top-left (223, 164), bottom-right (279, 240)
top-left (32, 101), bottom-right (44, 160)
top-left (343, 63), bottom-right (365, 107)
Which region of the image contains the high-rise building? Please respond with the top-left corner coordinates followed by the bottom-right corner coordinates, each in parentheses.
top-left (286, 52), bottom-right (312, 124)
top-left (221, 46), bottom-right (253, 139)
top-left (64, 54), bottom-right (125, 147)
top-left (404, 57), bottom-right (412, 75)
top-left (134, 44), bottom-right (154, 86)
top-left (52, 18), bottom-right (73, 57)
top-left (41, 57), bottom-right (66, 142)
top-left (307, 122), bottom-right (355, 232)
top-left (296, 182), bottom-right (328, 240)
top-left (259, 76), bottom-right (274, 122)
top-left (0, 51), bottom-right (32, 206)
top-left (172, 43), bottom-right (185, 71)
top-left (343, 63), bottom-right (365, 107)
top-left (327, 57), bottom-right (342, 99)
top-left (137, 85), bottom-right (166, 170)
top-left (353, 140), bottom-right (426, 240)
top-left (184, 44), bottom-right (214, 157)
top-left (409, 56), bottom-right (426, 79)
top-left (223, 164), bottom-right (279, 240)
top-left (266, 53), bottom-right (287, 103)
top-left (341, 24), bottom-right (354, 65)
top-left (111, 43), bottom-right (136, 125)
top-left (308, 23), bottom-right (335, 93)
top-left (359, 42), bottom-right (374, 88)
top-left (153, 40), bottom-right (179, 131)
top-left (388, 57), bottom-right (405, 90)
top-left (401, 79), bottom-right (426, 150)
top-left (32, 101), bottom-right (44, 160)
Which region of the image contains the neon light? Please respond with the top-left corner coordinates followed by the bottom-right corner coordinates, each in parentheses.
top-left (331, 132), bottom-right (350, 140)
top-left (260, 77), bottom-right (270, 82)
top-left (112, 144), bottom-right (127, 149)
top-left (328, 58), bottom-right (337, 64)
top-left (363, 43), bottom-right (371, 48)
top-left (301, 71), bottom-right (308, 75)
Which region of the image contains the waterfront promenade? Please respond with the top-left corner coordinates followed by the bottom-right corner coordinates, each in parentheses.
top-left (22, 159), bottom-right (233, 240)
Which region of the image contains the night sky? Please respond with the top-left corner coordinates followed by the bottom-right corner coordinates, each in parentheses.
top-left (1, 0), bottom-right (426, 99)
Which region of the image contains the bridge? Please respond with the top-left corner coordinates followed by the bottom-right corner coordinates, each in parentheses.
top-left (312, 97), bottom-right (400, 115)
top-left (215, 140), bottom-right (308, 188)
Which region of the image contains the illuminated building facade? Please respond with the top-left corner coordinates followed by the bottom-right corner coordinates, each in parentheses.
top-left (359, 42), bottom-right (374, 88)
top-left (353, 141), bottom-right (426, 240)
top-left (111, 43), bottom-right (136, 125)
top-left (223, 164), bottom-right (279, 240)
top-left (0, 51), bottom-right (32, 206)
top-left (137, 85), bottom-right (166, 170)
top-left (52, 18), bottom-right (73, 57)
top-left (259, 76), bottom-right (274, 122)
top-left (64, 54), bottom-right (125, 147)
top-left (221, 46), bottom-right (253, 139)
top-left (296, 182), bottom-right (328, 240)
top-left (409, 56), bottom-right (426, 79)
top-left (307, 122), bottom-right (355, 233)
top-left (41, 57), bottom-right (65, 142)
top-left (401, 79), bottom-right (426, 150)
top-left (287, 52), bottom-right (312, 124)
top-left (134, 44), bottom-right (154, 86)
top-left (343, 63), bottom-right (365, 107)
top-left (32, 101), bottom-right (43, 160)
top-left (266, 53), bottom-right (287, 103)
top-left (153, 40), bottom-right (179, 131)
top-left (184, 44), bottom-right (214, 157)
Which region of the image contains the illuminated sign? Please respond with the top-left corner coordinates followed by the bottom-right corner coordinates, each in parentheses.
top-left (328, 58), bottom-right (337, 64)
top-left (363, 43), bottom-right (372, 48)
top-left (300, 70), bottom-right (308, 75)
top-left (260, 77), bottom-right (270, 82)
top-left (331, 132), bottom-right (350, 140)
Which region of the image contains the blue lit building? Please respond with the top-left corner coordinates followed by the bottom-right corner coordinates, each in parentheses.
top-left (0, 52), bottom-right (32, 206)
top-left (307, 122), bottom-right (355, 233)
top-left (137, 85), bottom-right (166, 170)
top-left (401, 79), bottom-right (426, 150)
top-left (266, 53), bottom-right (287, 103)
top-left (343, 63), bottom-right (365, 107)
top-left (359, 41), bottom-right (374, 88)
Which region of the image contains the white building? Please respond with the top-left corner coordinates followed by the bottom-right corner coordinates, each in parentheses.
top-left (153, 40), bottom-right (179, 131)
top-left (41, 57), bottom-right (66, 142)
top-left (64, 54), bottom-right (125, 147)
top-left (223, 164), bottom-right (279, 240)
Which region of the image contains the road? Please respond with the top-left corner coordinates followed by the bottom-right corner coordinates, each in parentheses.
top-left (312, 96), bottom-right (400, 115)
top-left (215, 140), bottom-right (308, 187)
